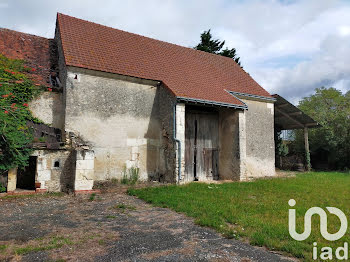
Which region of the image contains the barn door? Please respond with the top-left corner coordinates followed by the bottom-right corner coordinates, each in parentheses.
top-left (185, 110), bottom-right (219, 181)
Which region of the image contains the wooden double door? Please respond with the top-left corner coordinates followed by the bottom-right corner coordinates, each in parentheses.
top-left (185, 110), bottom-right (219, 181)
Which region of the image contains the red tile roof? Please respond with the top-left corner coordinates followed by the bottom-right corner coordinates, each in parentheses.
top-left (57, 13), bottom-right (272, 107)
top-left (0, 28), bottom-right (52, 86)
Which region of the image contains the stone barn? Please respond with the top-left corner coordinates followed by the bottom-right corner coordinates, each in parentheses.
top-left (0, 13), bottom-right (279, 193)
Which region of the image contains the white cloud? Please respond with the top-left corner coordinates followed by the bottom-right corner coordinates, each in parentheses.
top-left (251, 34), bottom-right (350, 103)
top-left (338, 25), bottom-right (350, 36)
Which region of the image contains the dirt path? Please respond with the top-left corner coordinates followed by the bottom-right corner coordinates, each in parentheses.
top-left (0, 191), bottom-right (294, 262)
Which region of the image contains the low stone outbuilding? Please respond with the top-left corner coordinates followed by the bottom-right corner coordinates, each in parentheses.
top-left (1, 13), bottom-right (281, 193)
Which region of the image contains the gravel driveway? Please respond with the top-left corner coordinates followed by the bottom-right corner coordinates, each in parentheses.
top-left (0, 191), bottom-right (294, 262)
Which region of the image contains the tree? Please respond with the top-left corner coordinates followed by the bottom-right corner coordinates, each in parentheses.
top-left (194, 29), bottom-right (242, 66)
top-left (291, 87), bottom-right (350, 170)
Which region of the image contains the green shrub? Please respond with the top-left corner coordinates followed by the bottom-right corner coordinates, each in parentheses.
top-left (89, 193), bottom-right (96, 201)
top-left (0, 54), bottom-right (44, 171)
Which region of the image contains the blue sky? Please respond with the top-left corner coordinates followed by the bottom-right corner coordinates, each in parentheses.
top-left (0, 0), bottom-right (349, 103)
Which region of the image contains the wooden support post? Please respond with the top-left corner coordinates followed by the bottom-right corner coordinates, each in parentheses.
top-left (304, 127), bottom-right (311, 171)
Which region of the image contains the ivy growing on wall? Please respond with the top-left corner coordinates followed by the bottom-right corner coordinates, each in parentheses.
top-left (0, 54), bottom-right (44, 171)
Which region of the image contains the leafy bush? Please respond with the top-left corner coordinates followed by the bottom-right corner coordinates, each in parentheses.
top-left (0, 54), bottom-right (43, 171)
top-left (292, 87), bottom-right (350, 170)
top-left (277, 142), bottom-right (289, 157)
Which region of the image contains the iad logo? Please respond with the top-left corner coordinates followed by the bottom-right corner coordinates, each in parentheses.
top-left (288, 199), bottom-right (347, 241)
top-left (288, 199), bottom-right (348, 260)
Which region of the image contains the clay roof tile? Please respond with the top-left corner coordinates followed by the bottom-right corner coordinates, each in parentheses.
top-left (57, 13), bottom-right (272, 107)
top-left (0, 28), bottom-right (54, 87)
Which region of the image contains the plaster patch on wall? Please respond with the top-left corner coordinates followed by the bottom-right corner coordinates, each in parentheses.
top-left (267, 102), bottom-right (274, 115)
top-left (68, 72), bottom-right (80, 82)
top-left (29, 92), bottom-right (64, 129)
top-left (67, 114), bottom-right (159, 148)
top-left (127, 138), bottom-right (147, 147)
top-left (37, 170), bottom-right (51, 181)
top-left (37, 157), bottom-right (47, 171)
top-left (244, 156), bottom-right (275, 179)
top-left (241, 99), bottom-right (275, 179)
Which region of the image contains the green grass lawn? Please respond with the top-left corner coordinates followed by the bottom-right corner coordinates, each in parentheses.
top-left (128, 172), bottom-right (350, 261)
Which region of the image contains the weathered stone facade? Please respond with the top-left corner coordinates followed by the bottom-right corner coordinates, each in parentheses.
top-left (179, 100), bottom-right (275, 183)
top-left (1, 15), bottom-right (280, 194)
top-left (21, 90), bottom-right (275, 192)
top-left (62, 67), bottom-right (175, 182)
top-left (218, 108), bottom-right (243, 181)
top-left (32, 150), bottom-right (75, 192)
top-left (21, 67), bottom-right (275, 193)
top-left (4, 24), bottom-right (276, 194)
top-left (241, 99), bottom-right (275, 179)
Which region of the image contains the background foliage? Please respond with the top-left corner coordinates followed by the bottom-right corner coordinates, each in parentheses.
top-left (291, 87), bottom-right (350, 170)
top-left (194, 29), bottom-right (242, 67)
top-left (0, 54), bottom-right (42, 172)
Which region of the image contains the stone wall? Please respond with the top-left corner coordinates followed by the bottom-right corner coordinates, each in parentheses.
top-left (175, 103), bottom-right (185, 183)
top-left (55, 26), bottom-right (68, 137)
top-left (29, 91), bottom-right (64, 129)
top-left (7, 168), bottom-right (17, 192)
top-left (63, 67), bottom-right (174, 182)
top-left (242, 99), bottom-right (275, 179)
top-left (33, 150), bottom-right (75, 192)
top-left (218, 108), bottom-right (242, 180)
top-left (50, 27), bottom-right (275, 184)
top-left (157, 85), bottom-right (177, 182)
top-left (74, 150), bottom-right (94, 191)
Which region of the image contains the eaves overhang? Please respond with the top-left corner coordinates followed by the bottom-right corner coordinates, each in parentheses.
top-left (227, 90), bottom-right (276, 102)
top-left (177, 96), bottom-right (248, 109)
